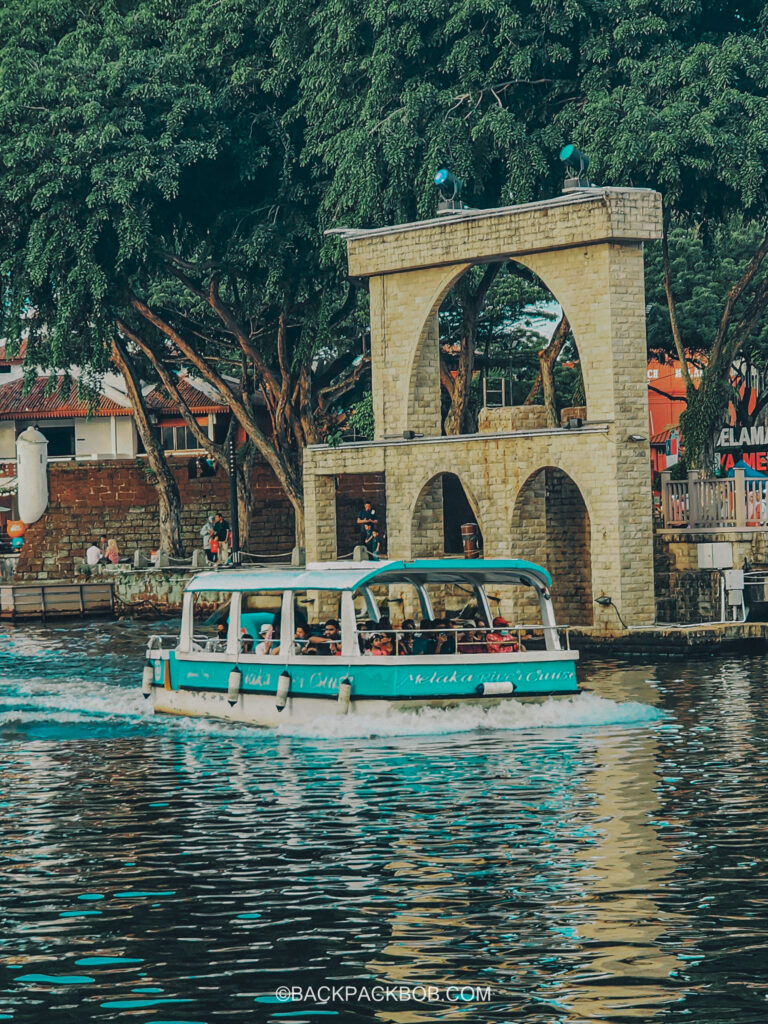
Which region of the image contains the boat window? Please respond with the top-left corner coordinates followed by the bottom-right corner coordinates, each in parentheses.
top-left (290, 590), bottom-right (343, 656)
top-left (239, 592), bottom-right (281, 656)
top-left (191, 593), bottom-right (227, 652)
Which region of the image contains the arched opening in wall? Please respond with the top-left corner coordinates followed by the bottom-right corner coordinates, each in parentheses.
top-left (510, 467), bottom-right (593, 626)
top-left (411, 472), bottom-right (482, 557)
top-left (437, 262), bottom-right (585, 436)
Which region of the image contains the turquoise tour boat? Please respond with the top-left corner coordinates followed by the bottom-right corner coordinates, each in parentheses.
top-left (141, 559), bottom-right (580, 727)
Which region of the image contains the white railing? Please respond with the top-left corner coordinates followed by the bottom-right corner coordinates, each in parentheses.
top-left (661, 468), bottom-right (768, 529)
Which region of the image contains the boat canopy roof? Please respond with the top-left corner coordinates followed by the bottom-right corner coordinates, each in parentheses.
top-left (185, 558), bottom-right (552, 594)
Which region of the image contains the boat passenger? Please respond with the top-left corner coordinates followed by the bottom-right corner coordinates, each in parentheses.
top-left (371, 633), bottom-right (395, 656)
top-left (293, 623), bottom-right (311, 654)
top-left (358, 620), bottom-right (377, 655)
top-left (486, 616), bottom-right (520, 653)
top-left (433, 619), bottom-right (456, 655)
top-left (240, 627), bottom-right (255, 653)
top-left (411, 619), bottom-right (433, 656)
top-left (399, 619), bottom-right (416, 655)
top-left (254, 623), bottom-right (275, 656)
top-left (458, 617), bottom-right (489, 655)
top-left (306, 619), bottom-right (342, 657)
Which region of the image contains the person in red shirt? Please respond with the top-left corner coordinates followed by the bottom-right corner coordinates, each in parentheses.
top-left (486, 616), bottom-right (520, 653)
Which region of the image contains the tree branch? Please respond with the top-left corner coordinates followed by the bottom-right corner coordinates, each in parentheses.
top-left (712, 226), bottom-right (768, 366)
top-left (116, 318), bottom-right (225, 468)
top-left (661, 206), bottom-right (692, 392)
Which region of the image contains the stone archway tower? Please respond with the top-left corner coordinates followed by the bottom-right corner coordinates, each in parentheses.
top-left (305, 188), bottom-right (663, 629)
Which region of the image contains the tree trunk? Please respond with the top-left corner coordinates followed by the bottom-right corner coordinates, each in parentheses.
top-left (540, 347), bottom-right (559, 428)
top-left (128, 294), bottom-right (306, 548)
top-left (524, 313), bottom-right (570, 423)
top-left (111, 336), bottom-right (185, 556)
top-left (233, 440), bottom-right (257, 553)
top-left (678, 366), bottom-right (730, 472)
top-left (444, 264), bottom-right (501, 435)
top-left (443, 315), bottom-right (476, 435)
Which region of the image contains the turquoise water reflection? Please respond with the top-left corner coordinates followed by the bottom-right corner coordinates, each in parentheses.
top-left (0, 622), bottom-right (767, 1021)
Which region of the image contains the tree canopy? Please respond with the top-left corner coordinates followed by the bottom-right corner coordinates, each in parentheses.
top-left (3, 0), bottom-right (768, 529)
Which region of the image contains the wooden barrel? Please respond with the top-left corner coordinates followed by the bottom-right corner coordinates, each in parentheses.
top-left (461, 523), bottom-right (480, 559)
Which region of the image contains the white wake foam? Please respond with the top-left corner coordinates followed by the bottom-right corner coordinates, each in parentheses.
top-left (0, 676), bottom-right (152, 727)
top-left (271, 693), bottom-right (665, 740)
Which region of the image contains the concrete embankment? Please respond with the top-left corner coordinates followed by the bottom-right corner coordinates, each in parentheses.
top-left (572, 622), bottom-right (768, 655)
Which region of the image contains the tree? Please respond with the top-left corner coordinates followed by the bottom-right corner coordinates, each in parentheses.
top-left (296, 0), bottom-right (768, 464)
top-left (111, 336), bottom-right (184, 554)
top-left (567, 8), bottom-right (768, 467)
top-left (0, 0), bottom-right (367, 548)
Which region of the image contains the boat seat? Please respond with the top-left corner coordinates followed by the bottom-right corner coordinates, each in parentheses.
top-left (240, 611), bottom-right (275, 639)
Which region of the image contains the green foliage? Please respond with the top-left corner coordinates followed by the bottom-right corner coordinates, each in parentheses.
top-left (4, 0), bottom-right (768, 481)
top-left (346, 392), bottom-right (375, 441)
top-left (645, 218), bottom-right (768, 365)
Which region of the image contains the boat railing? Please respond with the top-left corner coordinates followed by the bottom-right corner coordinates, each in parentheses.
top-left (358, 624), bottom-right (571, 654)
top-left (146, 633), bottom-right (180, 651)
top-left (147, 625), bottom-right (573, 657)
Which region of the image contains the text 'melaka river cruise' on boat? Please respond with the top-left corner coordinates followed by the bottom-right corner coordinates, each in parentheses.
top-left (141, 559), bottom-right (580, 727)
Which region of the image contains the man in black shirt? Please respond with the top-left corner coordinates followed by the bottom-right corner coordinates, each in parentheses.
top-left (356, 501), bottom-right (378, 542)
top-left (213, 512), bottom-right (230, 564)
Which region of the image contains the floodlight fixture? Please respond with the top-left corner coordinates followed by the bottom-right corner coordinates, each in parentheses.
top-left (559, 144), bottom-right (592, 192)
top-left (434, 168), bottom-right (472, 213)
top-left (434, 168), bottom-right (463, 199)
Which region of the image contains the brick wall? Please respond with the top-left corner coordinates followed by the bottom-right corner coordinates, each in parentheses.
top-left (16, 457), bottom-right (295, 580)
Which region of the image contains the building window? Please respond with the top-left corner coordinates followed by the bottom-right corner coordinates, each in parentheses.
top-left (160, 424), bottom-right (202, 452)
top-left (39, 425), bottom-right (75, 457)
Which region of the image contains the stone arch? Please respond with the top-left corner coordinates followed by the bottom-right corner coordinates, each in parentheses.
top-left (510, 465), bottom-right (593, 626)
top-left (404, 254), bottom-right (593, 438)
top-left (410, 469), bottom-right (484, 557)
top-left (404, 262), bottom-right (471, 436)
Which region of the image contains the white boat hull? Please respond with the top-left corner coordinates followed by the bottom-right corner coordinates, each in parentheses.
top-left (150, 684), bottom-right (573, 729)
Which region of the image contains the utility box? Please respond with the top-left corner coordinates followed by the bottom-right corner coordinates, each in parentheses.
top-left (698, 542), bottom-right (733, 570)
top-left (723, 568), bottom-right (745, 606)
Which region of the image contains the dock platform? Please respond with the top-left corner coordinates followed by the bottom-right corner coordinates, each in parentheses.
top-left (572, 621), bottom-right (768, 655)
top-left (0, 581), bottom-right (115, 620)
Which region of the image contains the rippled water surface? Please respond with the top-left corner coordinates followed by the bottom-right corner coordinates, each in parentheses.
top-left (1, 621), bottom-right (767, 1022)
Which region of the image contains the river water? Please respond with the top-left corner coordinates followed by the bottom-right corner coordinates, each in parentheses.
top-left (0, 620), bottom-right (766, 1023)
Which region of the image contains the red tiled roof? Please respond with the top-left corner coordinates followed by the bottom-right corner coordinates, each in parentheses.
top-left (0, 375), bottom-right (228, 420)
top-left (0, 340), bottom-right (27, 365)
top-left (650, 428), bottom-right (677, 446)
top-left (144, 378), bottom-right (227, 415)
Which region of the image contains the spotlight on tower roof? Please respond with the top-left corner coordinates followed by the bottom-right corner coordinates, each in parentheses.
top-left (559, 144), bottom-right (592, 192)
top-left (434, 168), bottom-right (472, 213)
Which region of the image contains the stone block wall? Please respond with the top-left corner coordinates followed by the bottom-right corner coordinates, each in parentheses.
top-left (16, 457), bottom-right (294, 580)
top-left (655, 528), bottom-right (768, 623)
top-left (478, 406), bottom-right (547, 433)
top-left (545, 469), bottom-right (593, 624)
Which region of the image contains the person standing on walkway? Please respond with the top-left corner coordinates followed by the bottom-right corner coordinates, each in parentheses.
top-left (200, 513), bottom-right (216, 562)
top-left (213, 512), bottom-right (230, 564)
